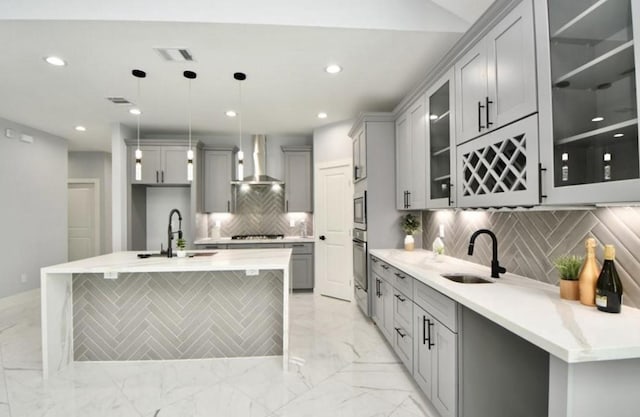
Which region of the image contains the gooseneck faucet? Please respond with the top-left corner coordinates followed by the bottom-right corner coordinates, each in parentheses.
top-left (167, 208), bottom-right (183, 258)
top-left (467, 229), bottom-right (506, 278)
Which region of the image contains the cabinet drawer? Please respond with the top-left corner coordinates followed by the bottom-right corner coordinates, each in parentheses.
top-left (414, 280), bottom-right (457, 333)
top-left (393, 289), bottom-right (413, 330)
top-left (370, 256), bottom-right (387, 278)
top-left (285, 242), bottom-right (313, 255)
top-left (392, 267), bottom-right (414, 297)
top-left (393, 320), bottom-right (413, 372)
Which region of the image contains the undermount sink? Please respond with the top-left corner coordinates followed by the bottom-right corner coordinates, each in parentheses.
top-left (441, 273), bottom-right (493, 284)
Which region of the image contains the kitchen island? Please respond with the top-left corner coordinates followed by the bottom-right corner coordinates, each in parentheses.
top-left (40, 249), bottom-right (291, 378)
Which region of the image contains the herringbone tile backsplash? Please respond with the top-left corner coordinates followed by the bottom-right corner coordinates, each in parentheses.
top-left (199, 185), bottom-right (313, 238)
top-left (73, 270), bottom-right (283, 361)
top-left (422, 208), bottom-right (640, 308)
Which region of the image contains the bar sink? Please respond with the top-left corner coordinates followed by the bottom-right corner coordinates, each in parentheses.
top-left (441, 273), bottom-right (493, 284)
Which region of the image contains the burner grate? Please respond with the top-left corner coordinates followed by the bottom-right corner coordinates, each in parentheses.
top-left (231, 234), bottom-right (285, 240)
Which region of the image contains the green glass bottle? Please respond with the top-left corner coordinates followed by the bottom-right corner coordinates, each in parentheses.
top-left (595, 245), bottom-right (623, 313)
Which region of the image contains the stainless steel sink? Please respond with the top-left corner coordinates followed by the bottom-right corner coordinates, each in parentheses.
top-left (441, 273), bottom-right (493, 284)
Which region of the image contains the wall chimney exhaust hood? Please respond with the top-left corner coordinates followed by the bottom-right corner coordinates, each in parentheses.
top-left (231, 135), bottom-right (284, 185)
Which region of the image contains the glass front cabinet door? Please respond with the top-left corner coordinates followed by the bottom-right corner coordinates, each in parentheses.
top-left (537, 0), bottom-right (640, 203)
top-left (426, 70), bottom-right (456, 208)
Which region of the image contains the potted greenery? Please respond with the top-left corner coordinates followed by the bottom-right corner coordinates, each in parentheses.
top-left (401, 214), bottom-right (421, 251)
top-left (554, 255), bottom-right (583, 300)
top-left (176, 238), bottom-right (187, 258)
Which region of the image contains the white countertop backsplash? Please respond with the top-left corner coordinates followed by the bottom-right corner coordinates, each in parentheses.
top-left (370, 248), bottom-right (640, 363)
top-left (194, 236), bottom-right (315, 245)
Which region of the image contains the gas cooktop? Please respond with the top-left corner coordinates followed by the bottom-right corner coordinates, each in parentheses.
top-left (231, 234), bottom-right (285, 240)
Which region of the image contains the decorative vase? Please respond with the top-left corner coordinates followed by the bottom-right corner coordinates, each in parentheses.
top-left (404, 235), bottom-right (415, 251)
top-left (559, 280), bottom-right (579, 300)
top-left (176, 250), bottom-right (187, 258)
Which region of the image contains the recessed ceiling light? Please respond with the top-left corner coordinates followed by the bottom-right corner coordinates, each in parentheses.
top-left (592, 116), bottom-right (604, 122)
top-left (129, 108), bottom-right (142, 115)
top-left (317, 112), bottom-right (328, 119)
top-left (226, 110), bottom-right (237, 117)
top-left (44, 56), bottom-right (66, 66)
top-left (75, 125), bottom-right (86, 132)
top-left (614, 133), bottom-right (624, 138)
top-left (325, 65), bottom-right (342, 74)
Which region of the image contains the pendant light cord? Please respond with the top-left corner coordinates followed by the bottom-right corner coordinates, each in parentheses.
top-left (238, 80), bottom-right (242, 151)
top-left (136, 77), bottom-right (141, 149)
top-left (188, 78), bottom-right (192, 150)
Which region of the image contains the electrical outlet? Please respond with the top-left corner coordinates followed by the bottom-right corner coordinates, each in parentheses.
top-left (5, 128), bottom-right (15, 139)
top-left (20, 273), bottom-right (27, 283)
top-left (104, 272), bottom-right (119, 279)
top-left (289, 218), bottom-right (296, 227)
top-left (439, 223), bottom-right (445, 238)
top-left (246, 269), bottom-right (259, 276)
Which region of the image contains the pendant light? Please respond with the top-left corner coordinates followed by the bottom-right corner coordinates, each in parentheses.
top-left (234, 72), bottom-right (246, 180)
top-left (184, 70), bottom-right (197, 182)
top-left (132, 69), bottom-right (146, 181)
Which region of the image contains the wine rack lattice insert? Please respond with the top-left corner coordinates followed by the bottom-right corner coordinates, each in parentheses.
top-left (462, 133), bottom-right (528, 196)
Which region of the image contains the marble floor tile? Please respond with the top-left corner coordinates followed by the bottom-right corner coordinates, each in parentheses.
top-left (0, 291), bottom-right (433, 417)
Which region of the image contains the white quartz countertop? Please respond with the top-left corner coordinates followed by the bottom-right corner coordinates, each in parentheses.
top-left (42, 249), bottom-right (292, 274)
top-left (194, 237), bottom-right (315, 245)
top-left (370, 249), bottom-right (640, 363)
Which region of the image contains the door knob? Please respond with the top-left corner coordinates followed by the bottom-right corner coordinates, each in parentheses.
top-left (319, 235), bottom-right (326, 241)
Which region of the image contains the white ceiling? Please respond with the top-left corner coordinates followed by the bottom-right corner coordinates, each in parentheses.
top-left (0, 0), bottom-right (493, 152)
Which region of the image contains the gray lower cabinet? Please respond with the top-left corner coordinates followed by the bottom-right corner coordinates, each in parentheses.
top-left (372, 272), bottom-right (394, 344)
top-left (203, 148), bottom-right (234, 213)
top-left (285, 243), bottom-right (314, 290)
top-left (414, 305), bottom-right (458, 417)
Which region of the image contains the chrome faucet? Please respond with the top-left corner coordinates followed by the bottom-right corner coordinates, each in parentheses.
top-left (167, 208), bottom-right (183, 258)
top-left (467, 229), bottom-right (506, 278)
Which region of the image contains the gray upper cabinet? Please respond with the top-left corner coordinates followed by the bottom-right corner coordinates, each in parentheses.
top-left (352, 128), bottom-right (367, 182)
top-left (131, 145), bottom-right (190, 185)
top-left (455, 0), bottom-right (537, 144)
top-left (203, 148), bottom-right (233, 213)
top-left (426, 70), bottom-right (456, 208)
top-left (537, 0), bottom-right (640, 204)
top-left (396, 94), bottom-right (427, 210)
top-left (282, 145), bottom-right (312, 212)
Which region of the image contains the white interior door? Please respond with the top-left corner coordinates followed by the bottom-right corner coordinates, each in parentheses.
top-left (68, 180), bottom-right (100, 261)
top-left (315, 160), bottom-right (353, 301)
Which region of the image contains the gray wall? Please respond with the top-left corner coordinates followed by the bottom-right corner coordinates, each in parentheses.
top-left (68, 152), bottom-right (112, 254)
top-left (313, 120), bottom-right (353, 164)
top-left (423, 208), bottom-right (640, 308)
top-left (0, 117), bottom-right (68, 298)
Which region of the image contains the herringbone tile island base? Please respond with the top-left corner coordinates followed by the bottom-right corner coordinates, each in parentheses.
top-left (72, 270), bottom-right (283, 361)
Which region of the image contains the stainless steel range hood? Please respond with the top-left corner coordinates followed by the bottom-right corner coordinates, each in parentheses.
top-left (231, 135), bottom-right (284, 185)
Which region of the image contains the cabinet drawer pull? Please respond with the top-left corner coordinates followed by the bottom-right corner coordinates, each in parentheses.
top-left (372, 258), bottom-right (379, 264)
top-left (485, 96), bottom-right (493, 128)
top-left (394, 294), bottom-right (406, 302)
top-left (394, 272), bottom-right (405, 280)
top-left (381, 265), bottom-right (389, 270)
top-left (478, 101), bottom-right (485, 132)
top-left (292, 244), bottom-right (305, 247)
top-left (394, 327), bottom-right (406, 338)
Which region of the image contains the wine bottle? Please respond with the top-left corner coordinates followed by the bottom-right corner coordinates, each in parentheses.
top-left (595, 245), bottom-right (623, 313)
top-left (578, 238), bottom-right (599, 306)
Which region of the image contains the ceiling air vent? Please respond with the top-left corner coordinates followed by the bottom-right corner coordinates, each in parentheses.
top-left (155, 48), bottom-right (194, 62)
top-left (106, 97), bottom-right (132, 105)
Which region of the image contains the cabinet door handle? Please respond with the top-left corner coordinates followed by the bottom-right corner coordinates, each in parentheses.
top-left (423, 316), bottom-right (428, 345)
top-left (406, 191), bottom-right (411, 208)
top-left (394, 294), bottom-right (406, 302)
top-left (286, 200), bottom-right (289, 212)
top-left (538, 164), bottom-right (548, 202)
top-left (394, 327), bottom-right (406, 338)
top-left (426, 318), bottom-right (435, 350)
top-left (478, 101), bottom-right (485, 132)
top-left (394, 272), bottom-right (405, 280)
top-left (354, 166), bottom-right (359, 180)
top-left (485, 96), bottom-right (493, 128)
top-left (376, 279), bottom-right (381, 297)
top-left (161, 171), bottom-right (164, 183)
top-left (227, 201), bottom-right (231, 212)
top-left (448, 182), bottom-right (453, 206)
top-left (156, 171), bottom-right (159, 183)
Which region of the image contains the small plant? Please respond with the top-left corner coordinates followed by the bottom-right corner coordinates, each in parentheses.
top-left (176, 238), bottom-right (186, 250)
top-left (553, 255), bottom-right (583, 280)
top-left (401, 214), bottom-right (421, 235)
